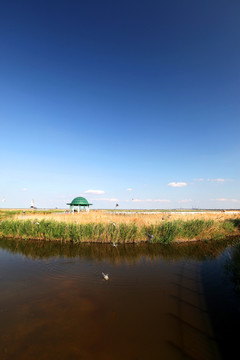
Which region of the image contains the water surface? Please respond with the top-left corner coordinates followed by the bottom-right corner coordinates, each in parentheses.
top-left (0, 238), bottom-right (239, 359)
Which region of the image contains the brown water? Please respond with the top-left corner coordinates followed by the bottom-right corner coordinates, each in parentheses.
top-left (0, 238), bottom-right (239, 360)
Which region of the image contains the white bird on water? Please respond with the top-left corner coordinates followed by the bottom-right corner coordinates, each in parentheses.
top-left (102, 272), bottom-right (109, 280)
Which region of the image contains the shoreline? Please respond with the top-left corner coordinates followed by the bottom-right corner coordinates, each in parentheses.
top-left (1, 234), bottom-right (240, 244)
top-left (0, 218), bottom-right (239, 244)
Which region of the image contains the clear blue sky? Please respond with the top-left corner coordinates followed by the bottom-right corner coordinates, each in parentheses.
top-left (0, 0), bottom-right (239, 209)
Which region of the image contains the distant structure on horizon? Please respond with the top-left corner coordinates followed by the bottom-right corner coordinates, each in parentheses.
top-left (67, 197), bottom-right (92, 213)
top-left (30, 199), bottom-right (37, 209)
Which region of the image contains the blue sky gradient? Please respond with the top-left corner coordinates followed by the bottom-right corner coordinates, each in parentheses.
top-left (0, 0), bottom-right (239, 209)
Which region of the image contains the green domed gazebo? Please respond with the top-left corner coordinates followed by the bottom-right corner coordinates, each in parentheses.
top-left (67, 197), bottom-right (92, 212)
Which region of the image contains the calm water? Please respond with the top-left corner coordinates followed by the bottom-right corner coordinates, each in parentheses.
top-left (0, 238), bottom-right (240, 360)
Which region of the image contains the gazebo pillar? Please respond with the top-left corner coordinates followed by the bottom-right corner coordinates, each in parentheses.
top-left (67, 198), bottom-right (92, 213)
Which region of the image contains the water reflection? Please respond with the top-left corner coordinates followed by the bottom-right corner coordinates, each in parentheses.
top-left (0, 237), bottom-right (239, 263)
top-left (0, 237), bottom-right (239, 360)
top-left (224, 243), bottom-right (240, 296)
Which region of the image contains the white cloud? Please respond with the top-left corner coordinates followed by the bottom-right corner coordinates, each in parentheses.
top-left (91, 198), bottom-right (119, 202)
top-left (127, 188), bottom-right (133, 191)
top-left (84, 190), bottom-right (105, 195)
top-left (168, 182), bottom-right (187, 187)
top-left (214, 198), bottom-right (239, 202)
top-left (22, 188), bottom-right (28, 191)
top-left (207, 178), bottom-right (227, 183)
top-left (178, 199), bottom-right (192, 203)
top-left (132, 199), bottom-right (170, 203)
top-left (193, 178), bottom-right (204, 182)
top-left (147, 199), bottom-right (171, 202)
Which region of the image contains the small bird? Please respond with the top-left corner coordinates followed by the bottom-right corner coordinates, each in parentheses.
top-left (113, 242), bottom-right (118, 247)
top-left (102, 272), bottom-right (109, 280)
top-left (109, 221), bottom-right (116, 226)
top-left (34, 222), bottom-right (40, 225)
top-left (146, 232), bottom-right (154, 242)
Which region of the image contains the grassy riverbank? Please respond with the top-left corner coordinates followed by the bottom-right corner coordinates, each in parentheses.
top-left (0, 218), bottom-right (239, 243)
top-left (0, 209), bottom-right (64, 221)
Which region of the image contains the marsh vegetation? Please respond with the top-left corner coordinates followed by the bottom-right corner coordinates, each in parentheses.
top-left (0, 209), bottom-right (239, 243)
top-left (0, 217), bottom-right (239, 243)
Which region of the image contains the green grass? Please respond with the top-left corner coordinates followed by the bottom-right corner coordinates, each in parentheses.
top-left (0, 210), bottom-right (24, 220)
top-left (0, 218), bottom-right (239, 244)
top-left (0, 209), bottom-right (64, 221)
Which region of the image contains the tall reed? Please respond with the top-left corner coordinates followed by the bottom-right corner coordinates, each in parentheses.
top-left (0, 218), bottom-right (239, 243)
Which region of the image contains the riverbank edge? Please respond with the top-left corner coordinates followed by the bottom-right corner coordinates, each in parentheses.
top-left (0, 218), bottom-right (239, 244)
top-left (1, 234), bottom-right (240, 244)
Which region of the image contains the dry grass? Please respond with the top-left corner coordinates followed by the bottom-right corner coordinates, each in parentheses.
top-left (1, 210), bottom-right (240, 243)
top-left (15, 210), bottom-right (240, 226)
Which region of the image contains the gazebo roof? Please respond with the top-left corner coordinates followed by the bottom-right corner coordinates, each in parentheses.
top-left (67, 197), bottom-right (92, 206)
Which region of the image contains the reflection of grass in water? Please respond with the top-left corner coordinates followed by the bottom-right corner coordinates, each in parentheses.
top-left (0, 218), bottom-right (240, 243)
top-left (0, 237), bottom-right (239, 264)
top-left (225, 243), bottom-right (240, 295)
